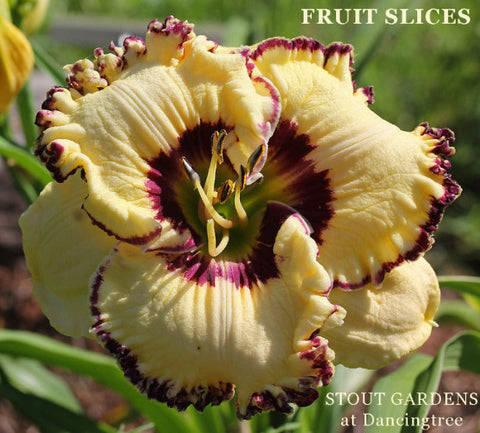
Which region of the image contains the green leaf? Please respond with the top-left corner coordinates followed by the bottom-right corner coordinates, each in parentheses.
top-left (31, 38), bottom-right (67, 85)
top-left (440, 332), bottom-right (480, 374)
top-left (400, 332), bottom-right (480, 433)
top-left (0, 379), bottom-right (115, 433)
top-left (296, 365), bottom-right (374, 433)
top-left (186, 403), bottom-right (232, 433)
top-left (435, 300), bottom-right (480, 331)
top-left (0, 330), bottom-right (199, 433)
top-left (365, 331), bottom-right (480, 433)
top-left (117, 424), bottom-right (155, 433)
top-left (438, 275), bottom-right (480, 315)
top-left (249, 411), bottom-right (271, 433)
top-left (364, 354), bottom-right (432, 433)
top-left (438, 275), bottom-right (480, 298)
top-left (463, 293), bottom-right (480, 312)
top-left (0, 354), bottom-right (81, 413)
top-left (0, 135), bottom-right (52, 185)
top-left (264, 422), bottom-right (302, 433)
top-left (3, 162), bottom-right (41, 203)
top-left (16, 78), bottom-right (38, 149)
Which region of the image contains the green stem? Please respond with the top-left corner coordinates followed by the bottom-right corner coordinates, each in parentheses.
top-left (6, 167), bottom-right (39, 203)
top-left (16, 78), bottom-right (37, 149)
top-left (31, 38), bottom-right (66, 85)
top-left (0, 135), bottom-right (52, 185)
top-left (0, 114), bottom-right (48, 203)
top-left (0, 112), bottom-right (13, 138)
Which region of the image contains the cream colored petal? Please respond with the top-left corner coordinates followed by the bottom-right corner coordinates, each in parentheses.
top-left (90, 208), bottom-right (344, 418)
top-left (35, 18), bottom-right (279, 244)
top-left (251, 40), bottom-right (460, 288)
top-left (19, 173), bottom-right (115, 337)
top-left (322, 258), bottom-right (440, 369)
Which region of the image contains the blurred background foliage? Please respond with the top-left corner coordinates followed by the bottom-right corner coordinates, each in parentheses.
top-left (37, 0), bottom-right (479, 274)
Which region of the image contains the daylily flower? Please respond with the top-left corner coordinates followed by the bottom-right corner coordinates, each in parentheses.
top-left (20, 17), bottom-right (460, 418)
top-left (0, 12), bottom-right (34, 113)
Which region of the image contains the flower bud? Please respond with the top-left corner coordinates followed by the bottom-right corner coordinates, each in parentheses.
top-left (19, 0), bottom-right (50, 35)
top-left (0, 14), bottom-right (34, 113)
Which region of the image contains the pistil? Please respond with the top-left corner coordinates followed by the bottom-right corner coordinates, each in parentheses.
top-left (181, 157), bottom-right (234, 229)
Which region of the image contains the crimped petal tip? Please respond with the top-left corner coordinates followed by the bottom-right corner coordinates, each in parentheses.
top-left (34, 17), bottom-right (279, 247)
top-left (322, 258), bottom-right (440, 369)
top-left (249, 38), bottom-right (460, 289)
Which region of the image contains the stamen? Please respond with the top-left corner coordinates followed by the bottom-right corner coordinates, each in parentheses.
top-left (179, 131), bottom-right (265, 257)
top-left (213, 130), bottom-right (227, 164)
top-left (181, 157), bottom-right (233, 229)
top-left (237, 165), bottom-right (247, 190)
top-left (234, 165), bottom-right (248, 225)
top-left (206, 219), bottom-right (230, 257)
top-left (204, 130), bottom-right (227, 202)
top-left (181, 157), bottom-right (201, 186)
top-left (195, 181), bottom-right (234, 229)
top-left (218, 179), bottom-right (234, 204)
top-left (247, 143), bottom-right (266, 174)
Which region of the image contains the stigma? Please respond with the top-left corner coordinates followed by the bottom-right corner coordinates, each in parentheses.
top-left (181, 131), bottom-right (265, 258)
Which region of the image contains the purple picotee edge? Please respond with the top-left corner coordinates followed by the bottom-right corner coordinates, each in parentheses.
top-left (249, 37), bottom-right (353, 68)
top-left (82, 206), bottom-right (162, 246)
top-left (90, 251), bottom-right (335, 418)
top-left (335, 122), bottom-right (460, 289)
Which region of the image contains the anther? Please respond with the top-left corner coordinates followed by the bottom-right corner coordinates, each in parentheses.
top-left (238, 165), bottom-right (247, 191)
top-left (212, 129), bottom-right (227, 164)
top-left (247, 143), bottom-right (266, 175)
top-left (181, 157), bottom-right (200, 186)
top-left (218, 179), bottom-right (234, 204)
